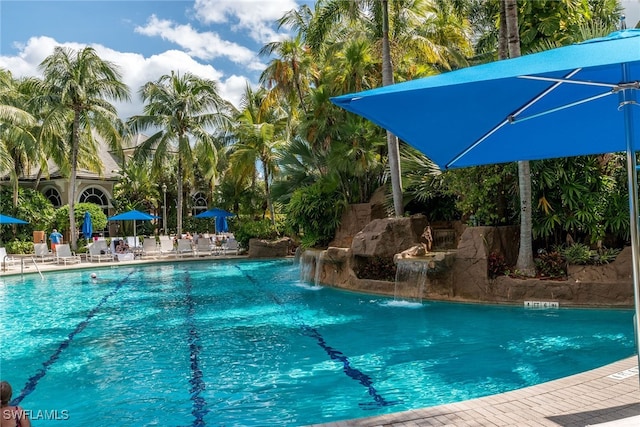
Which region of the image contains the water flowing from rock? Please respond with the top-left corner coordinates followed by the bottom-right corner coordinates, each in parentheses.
top-left (300, 249), bottom-right (324, 287)
top-left (394, 260), bottom-right (429, 303)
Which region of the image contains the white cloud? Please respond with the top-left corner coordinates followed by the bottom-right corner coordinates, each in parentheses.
top-left (193, 0), bottom-right (300, 44)
top-left (134, 15), bottom-right (265, 71)
top-left (0, 36), bottom-right (248, 119)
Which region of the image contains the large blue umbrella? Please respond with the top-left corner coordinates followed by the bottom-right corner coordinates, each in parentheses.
top-left (194, 208), bottom-right (234, 219)
top-left (81, 211), bottom-right (93, 239)
top-left (108, 210), bottom-right (159, 245)
top-left (332, 29), bottom-right (640, 371)
top-left (0, 214), bottom-right (28, 225)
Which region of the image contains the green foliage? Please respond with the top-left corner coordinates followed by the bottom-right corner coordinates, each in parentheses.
top-left (0, 186), bottom-right (56, 242)
top-left (4, 239), bottom-right (34, 254)
top-left (557, 243), bottom-right (621, 266)
top-left (286, 178), bottom-right (347, 248)
top-left (234, 218), bottom-right (284, 249)
top-left (534, 251), bottom-right (567, 279)
top-left (52, 203), bottom-right (108, 234)
top-left (442, 164), bottom-right (517, 226)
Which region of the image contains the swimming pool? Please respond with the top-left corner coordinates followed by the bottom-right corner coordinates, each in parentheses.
top-left (0, 259), bottom-right (635, 426)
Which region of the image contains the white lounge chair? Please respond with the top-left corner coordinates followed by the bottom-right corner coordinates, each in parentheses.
top-left (195, 237), bottom-right (213, 256)
top-left (159, 236), bottom-right (175, 256)
top-left (87, 241), bottom-right (115, 263)
top-left (33, 243), bottom-right (55, 263)
top-left (0, 247), bottom-right (19, 269)
top-left (55, 244), bottom-right (81, 265)
top-left (141, 237), bottom-right (160, 258)
top-left (176, 239), bottom-right (195, 257)
top-left (224, 238), bottom-right (239, 255)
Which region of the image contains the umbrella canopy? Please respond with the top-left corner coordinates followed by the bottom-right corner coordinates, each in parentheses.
top-left (194, 208), bottom-right (235, 219)
top-left (81, 211), bottom-right (93, 239)
top-left (332, 29), bottom-right (640, 370)
top-left (108, 210), bottom-right (159, 245)
top-left (0, 214), bottom-right (28, 225)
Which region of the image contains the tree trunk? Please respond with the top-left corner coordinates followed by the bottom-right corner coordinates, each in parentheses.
top-left (504, 0), bottom-right (536, 275)
top-left (264, 163), bottom-right (276, 227)
top-left (177, 157), bottom-right (184, 237)
top-left (381, 0), bottom-right (404, 217)
top-left (68, 112), bottom-right (80, 250)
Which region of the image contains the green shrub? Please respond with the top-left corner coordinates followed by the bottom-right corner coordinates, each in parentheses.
top-left (234, 218), bottom-right (285, 249)
top-left (559, 243), bottom-right (592, 265)
top-left (5, 240), bottom-right (34, 255)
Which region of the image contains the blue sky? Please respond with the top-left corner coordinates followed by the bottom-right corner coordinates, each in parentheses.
top-left (0, 0), bottom-right (312, 118)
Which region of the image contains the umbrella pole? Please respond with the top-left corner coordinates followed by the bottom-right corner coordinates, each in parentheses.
top-left (620, 74), bottom-right (640, 379)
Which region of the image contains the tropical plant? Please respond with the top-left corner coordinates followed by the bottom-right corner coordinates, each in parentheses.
top-left (52, 202), bottom-right (108, 237)
top-left (0, 186), bottom-right (55, 243)
top-left (128, 71), bottom-right (231, 236)
top-left (30, 46), bottom-right (130, 250)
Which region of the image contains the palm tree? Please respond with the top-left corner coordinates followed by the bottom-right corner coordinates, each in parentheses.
top-left (228, 85), bottom-right (288, 225)
top-left (128, 71), bottom-right (231, 236)
top-left (33, 47), bottom-right (130, 250)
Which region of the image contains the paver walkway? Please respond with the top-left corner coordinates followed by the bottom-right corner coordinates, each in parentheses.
top-left (307, 356), bottom-right (640, 427)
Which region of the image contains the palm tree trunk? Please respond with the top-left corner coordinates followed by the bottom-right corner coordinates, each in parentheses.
top-left (264, 164), bottom-right (276, 227)
top-left (504, 0), bottom-right (535, 275)
top-left (381, 0), bottom-right (404, 217)
top-left (177, 157), bottom-right (184, 237)
top-left (69, 113), bottom-right (80, 250)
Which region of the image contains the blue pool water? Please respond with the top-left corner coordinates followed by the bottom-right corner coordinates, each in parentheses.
top-left (0, 259), bottom-right (635, 426)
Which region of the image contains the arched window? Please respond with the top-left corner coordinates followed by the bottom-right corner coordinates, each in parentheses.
top-left (192, 192), bottom-right (208, 216)
top-left (79, 187), bottom-right (109, 207)
top-left (44, 188), bottom-right (62, 207)
top-left (80, 187), bottom-right (110, 236)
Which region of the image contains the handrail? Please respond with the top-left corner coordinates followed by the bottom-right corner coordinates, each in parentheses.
top-left (31, 256), bottom-right (44, 280)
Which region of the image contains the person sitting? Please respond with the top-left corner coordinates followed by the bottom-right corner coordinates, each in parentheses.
top-left (115, 240), bottom-right (130, 254)
top-left (1, 380), bottom-right (31, 427)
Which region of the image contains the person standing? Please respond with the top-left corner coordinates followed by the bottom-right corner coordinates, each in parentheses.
top-left (1, 381), bottom-right (31, 427)
top-left (49, 228), bottom-right (63, 253)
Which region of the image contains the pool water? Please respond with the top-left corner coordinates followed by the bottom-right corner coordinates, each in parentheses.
top-left (0, 259), bottom-right (635, 426)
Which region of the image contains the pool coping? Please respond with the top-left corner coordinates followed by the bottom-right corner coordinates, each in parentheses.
top-left (305, 356), bottom-right (640, 427)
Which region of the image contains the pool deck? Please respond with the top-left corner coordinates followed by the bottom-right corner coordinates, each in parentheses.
top-left (307, 356), bottom-right (640, 427)
top-left (4, 256), bottom-right (640, 427)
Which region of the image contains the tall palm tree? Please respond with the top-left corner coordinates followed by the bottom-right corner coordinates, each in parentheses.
top-left (32, 47), bottom-right (130, 250)
top-left (228, 85), bottom-right (288, 225)
top-left (128, 71), bottom-right (231, 236)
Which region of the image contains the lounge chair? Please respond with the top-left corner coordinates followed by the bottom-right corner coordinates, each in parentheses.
top-left (55, 244), bottom-right (81, 265)
top-left (159, 236), bottom-right (175, 256)
top-left (0, 247), bottom-right (19, 269)
top-left (195, 237), bottom-right (213, 256)
top-left (176, 239), bottom-right (195, 257)
top-left (141, 237), bottom-right (160, 258)
top-left (224, 238), bottom-right (239, 255)
top-left (34, 243), bottom-right (55, 263)
top-left (87, 241), bottom-right (115, 263)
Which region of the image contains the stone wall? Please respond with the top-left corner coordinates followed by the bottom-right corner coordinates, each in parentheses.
top-left (300, 220), bottom-right (635, 308)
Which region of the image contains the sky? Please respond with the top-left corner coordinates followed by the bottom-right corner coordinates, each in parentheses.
top-left (1, 0), bottom-right (640, 121)
top-left (0, 0), bottom-right (312, 119)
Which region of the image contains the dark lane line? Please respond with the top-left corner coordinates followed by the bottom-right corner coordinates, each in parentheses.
top-left (184, 272), bottom-right (208, 426)
top-left (235, 265), bottom-right (398, 408)
top-left (12, 271), bottom-right (135, 406)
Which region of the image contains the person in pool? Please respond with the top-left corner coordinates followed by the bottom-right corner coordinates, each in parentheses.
top-left (0, 381), bottom-right (31, 427)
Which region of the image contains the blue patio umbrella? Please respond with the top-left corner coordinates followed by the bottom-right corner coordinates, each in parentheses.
top-left (0, 214), bottom-right (28, 224)
top-left (108, 210), bottom-right (159, 245)
top-left (194, 207), bottom-right (234, 219)
top-left (215, 215), bottom-right (229, 233)
top-left (332, 29), bottom-right (640, 374)
top-left (81, 211), bottom-right (93, 239)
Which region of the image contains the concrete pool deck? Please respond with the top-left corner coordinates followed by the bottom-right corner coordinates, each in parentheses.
top-left (3, 257), bottom-right (639, 427)
top-left (307, 356), bottom-right (640, 427)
